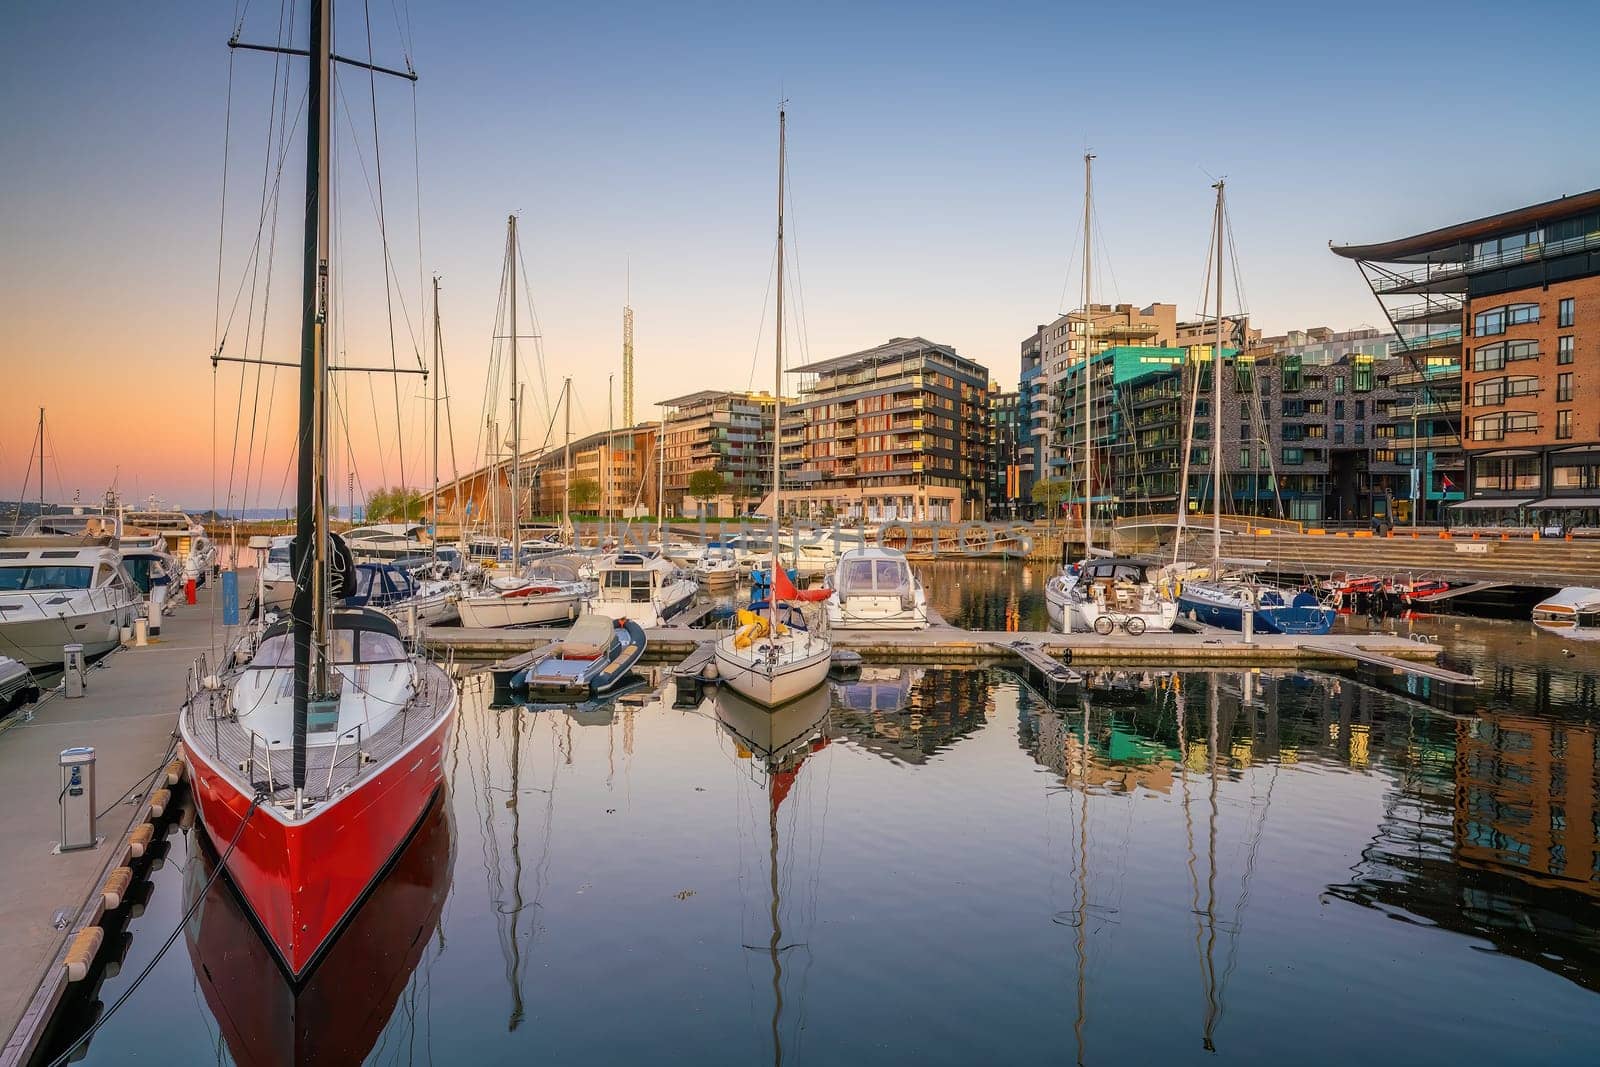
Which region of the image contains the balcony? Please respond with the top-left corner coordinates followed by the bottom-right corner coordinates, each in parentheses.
top-left (1387, 296), bottom-right (1464, 326)
top-left (1367, 260), bottom-right (1467, 295)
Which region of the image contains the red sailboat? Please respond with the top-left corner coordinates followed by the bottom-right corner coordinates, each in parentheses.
top-left (180, 0), bottom-right (456, 980)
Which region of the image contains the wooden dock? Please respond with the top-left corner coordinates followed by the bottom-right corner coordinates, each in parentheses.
top-left (1298, 641), bottom-right (1480, 686)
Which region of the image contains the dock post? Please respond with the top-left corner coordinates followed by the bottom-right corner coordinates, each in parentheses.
top-left (62, 643), bottom-right (85, 699)
top-left (133, 616), bottom-right (148, 647)
top-left (1242, 602), bottom-right (1255, 644)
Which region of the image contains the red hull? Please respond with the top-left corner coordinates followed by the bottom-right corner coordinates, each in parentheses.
top-left (184, 703), bottom-right (455, 978)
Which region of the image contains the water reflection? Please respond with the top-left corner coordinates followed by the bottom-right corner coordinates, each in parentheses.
top-left (714, 686), bottom-right (833, 1067)
top-left (184, 791), bottom-right (454, 1066)
top-left (828, 668), bottom-right (989, 765)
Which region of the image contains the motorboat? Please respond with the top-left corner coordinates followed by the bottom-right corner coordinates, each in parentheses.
top-left (341, 523), bottom-right (432, 563)
top-left (493, 615), bottom-right (646, 700)
top-left (1, 655), bottom-right (39, 713)
top-left (589, 552), bottom-right (697, 627)
top-left (118, 541), bottom-right (182, 597)
top-left (181, 608), bottom-right (457, 977)
top-left (261, 535), bottom-right (294, 608)
top-left (1177, 575), bottom-right (1335, 635)
top-left (694, 553), bottom-right (740, 588)
top-left (343, 561), bottom-right (459, 627)
top-left (1532, 587), bottom-right (1600, 639)
top-left (1057, 557), bottom-right (1178, 635)
top-left (0, 539), bottom-right (144, 667)
top-left (122, 508), bottom-right (218, 578)
top-left (822, 547), bottom-right (929, 630)
top-left (651, 539), bottom-right (705, 566)
top-left (456, 556), bottom-right (589, 629)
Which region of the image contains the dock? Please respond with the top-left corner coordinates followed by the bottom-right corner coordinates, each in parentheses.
top-left (0, 584), bottom-right (223, 1066)
top-left (430, 622), bottom-right (1453, 670)
top-left (1298, 640), bottom-right (1480, 686)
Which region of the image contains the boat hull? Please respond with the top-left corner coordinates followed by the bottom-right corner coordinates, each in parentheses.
top-left (457, 591), bottom-right (581, 629)
top-left (181, 694), bottom-right (456, 978)
top-left (0, 604), bottom-right (134, 668)
top-left (1177, 592), bottom-right (1335, 635)
top-left (714, 637), bottom-right (832, 707)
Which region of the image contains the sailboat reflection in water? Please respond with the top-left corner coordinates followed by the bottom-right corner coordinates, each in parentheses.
top-left (183, 791), bottom-right (455, 1066)
top-left (714, 685), bottom-right (833, 1065)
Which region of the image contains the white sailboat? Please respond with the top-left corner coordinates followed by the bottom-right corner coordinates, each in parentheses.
top-left (714, 106), bottom-right (831, 707)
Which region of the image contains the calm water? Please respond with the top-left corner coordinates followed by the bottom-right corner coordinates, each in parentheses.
top-left (45, 568), bottom-right (1600, 1065)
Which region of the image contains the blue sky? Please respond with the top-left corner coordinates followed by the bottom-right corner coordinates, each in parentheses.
top-left (2, 0), bottom-right (1596, 503)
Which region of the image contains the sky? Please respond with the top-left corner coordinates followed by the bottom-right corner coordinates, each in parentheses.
top-left (3, 0), bottom-right (1597, 508)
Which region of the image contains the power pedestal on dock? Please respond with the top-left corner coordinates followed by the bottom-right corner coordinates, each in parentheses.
top-left (58, 746), bottom-right (96, 852)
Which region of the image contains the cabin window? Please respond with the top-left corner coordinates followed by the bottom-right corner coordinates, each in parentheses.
top-left (0, 565), bottom-right (94, 591)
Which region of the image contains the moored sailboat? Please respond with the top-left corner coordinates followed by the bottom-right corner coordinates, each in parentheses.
top-left (714, 106), bottom-right (832, 707)
top-left (179, 1), bottom-right (457, 979)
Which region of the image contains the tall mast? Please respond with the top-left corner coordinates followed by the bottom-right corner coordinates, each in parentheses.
top-left (562, 377), bottom-right (572, 542)
top-left (431, 275), bottom-right (441, 558)
top-left (291, 0), bottom-right (333, 803)
top-left (508, 216), bottom-right (521, 564)
top-left (607, 373), bottom-right (614, 543)
top-left (37, 408), bottom-right (45, 514)
top-left (771, 106), bottom-right (786, 633)
top-left (1211, 182), bottom-right (1225, 566)
top-left (1081, 153), bottom-right (1094, 558)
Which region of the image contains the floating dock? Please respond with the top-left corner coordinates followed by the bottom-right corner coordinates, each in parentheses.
top-left (0, 584), bottom-right (224, 1066)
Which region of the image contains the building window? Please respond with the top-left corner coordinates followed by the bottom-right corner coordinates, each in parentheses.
top-left (1333, 376), bottom-right (1346, 394)
top-left (1239, 448), bottom-right (1251, 468)
top-left (1334, 400), bottom-right (1345, 420)
top-left (1504, 412), bottom-right (1538, 435)
top-left (1559, 297), bottom-right (1574, 327)
top-left (1282, 448), bottom-right (1304, 465)
top-left (1472, 413), bottom-right (1504, 442)
top-left (1334, 425), bottom-right (1345, 445)
top-left (1558, 372), bottom-right (1573, 403)
top-left (1475, 308), bottom-right (1506, 337)
top-left (1260, 448), bottom-right (1269, 468)
top-left (1557, 410), bottom-right (1573, 440)
top-left (1355, 425), bottom-right (1365, 444)
top-left (1559, 335), bottom-right (1574, 364)
top-left (1356, 399), bottom-right (1366, 419)
top-left (1354, 359), bottom-right (1374, 392)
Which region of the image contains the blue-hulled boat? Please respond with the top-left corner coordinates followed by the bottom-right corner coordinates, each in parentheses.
top-left (1177, 580), bottom-right (1336, 635)
top-left (491, 615), bottom-right (647, 700)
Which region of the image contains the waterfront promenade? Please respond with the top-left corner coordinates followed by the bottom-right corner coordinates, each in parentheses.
top-left (0, 583), bottom-right (224, 1065)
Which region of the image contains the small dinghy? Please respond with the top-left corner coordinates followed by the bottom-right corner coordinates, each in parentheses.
top-left (496, 615), bottom-right (647, 700)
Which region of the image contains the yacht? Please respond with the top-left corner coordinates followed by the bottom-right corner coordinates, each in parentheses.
top-left (123, 508), bottom-right (218, 577)
top-left (341, 523), bottom-right (432, 562)
top-left (456, 556), bottom-right (589, 629)
top-left (260, 535), bottom-right (294, 608)
top-left (1053, 557), bottom-right (1178, 635)
top-left (1532, 587), bottom-right (1600, 639)
top-left (693, 547), bottom-right (740, 588)
top-left (823, 547), bottom-right (929, 630)
top-left (589, 552), bottom-right (697, 627)
top-left (343, 561), bottom-right (459, 627)
top-left (1176, 573), bottom-right (1335, 635)
top-left (0, 539), bottom-right (144, 667)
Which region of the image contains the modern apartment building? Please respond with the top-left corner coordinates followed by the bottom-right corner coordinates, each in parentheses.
top-left (783, 337), bottom-right (992, 522)
top-left (657, 390), bottom-right (779, 516)
top-left (529, 424), bottom-right (660, 517)
top-left (1017, 329), bottom-right (1045, 512)
top-left (986, 389), bottom-right (1023, 518)
top-left (1333, 187), bottom-right (1600, 523)
top-left (1029, 302), bottom-right (1177, 480)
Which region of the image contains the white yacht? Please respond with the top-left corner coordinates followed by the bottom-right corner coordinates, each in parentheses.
top-left (0, 540), bottom-right (144, 667)
top-left (260, 535), bottom-right (294, 608)
top-left (123, 509), bottom-right (217, 577)
top-left (589, 552), bottom-right (697, 628)
top-left (1533, 587), bottom-right (1600, 640)
top-left (823, 547), bottom-right (929, 630)
top-left (651, 540), bottom-right (705, 566)
top-left (342, 523), bottom-right (432, 562)
top-left (693, 547), bottom-right (740, 588)
top-left (456, 557), bottom-right (589, 629)
top-left (1054, 557), bottom-right (1179, 636)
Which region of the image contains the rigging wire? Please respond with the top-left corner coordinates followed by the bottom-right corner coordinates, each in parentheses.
top-left (514, 236), bottom-right (554, 426)
top-left (745, 237), bottom-right (780, 392)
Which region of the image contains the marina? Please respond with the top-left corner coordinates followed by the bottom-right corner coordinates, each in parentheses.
top-left (5, 0), bottom-right (1600, 1062)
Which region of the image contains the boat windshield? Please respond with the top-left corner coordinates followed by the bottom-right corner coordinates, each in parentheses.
top-left (838, 557), bottom-right (911, 597)
top-left (267, 544), bottom-right (290, 565)
top-left (0, 565), bottom-right (94, 591)
top-left (22, 515), bottom-right (112, 537)
top-left (249, 628), bottom-right (409, 668)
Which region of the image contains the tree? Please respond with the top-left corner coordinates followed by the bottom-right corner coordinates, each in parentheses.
top-left (570, 478), bottom-right (600, 511)
top-left (1030, 477), bottom-right (1072, 511)
top-left (364, 486), bottom-right (424, 522)
top-left (688, 468), bottom-right (725, 500)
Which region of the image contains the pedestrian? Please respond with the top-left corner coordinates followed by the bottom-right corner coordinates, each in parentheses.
top-left (148, 554), bottom-right (171, 636)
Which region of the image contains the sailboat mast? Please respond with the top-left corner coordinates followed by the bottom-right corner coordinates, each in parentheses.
top-left (431, 275), bottom-right (441, 558)
top-left (1081, 153), bottom-right (1094, 558)
top-left (37, 408), bottom-right (44, 515)
top-left (607, 373), bottom-right (614, 543)
top-left (508, 216), bottom-right (521, 564)
top-left (771, 106), bottom-right (785, 633)
top-left (562, 377), bottom-right (572, 542)
top-left (1211, 182), bottom-right (1224, 566)
top-left (291, 0), bottom-right (333, 799)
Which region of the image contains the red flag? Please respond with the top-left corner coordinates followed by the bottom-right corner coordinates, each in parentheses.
top-left (773, 564), bottom-right (830, 602)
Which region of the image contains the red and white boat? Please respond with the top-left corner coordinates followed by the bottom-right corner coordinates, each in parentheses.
top-left (180, 0), bottom-right (455, 981)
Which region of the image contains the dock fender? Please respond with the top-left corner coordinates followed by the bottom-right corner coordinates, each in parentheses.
top-left (65, 927), bottom-right (104, 982)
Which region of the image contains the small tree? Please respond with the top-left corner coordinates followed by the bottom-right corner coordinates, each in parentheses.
top-left (570, 478), bottom-right (600, 511)
top-left (1030, 477), bottom-right (1072, 512)
top-left (689, 468), bottom-right (725, 500)
top-left (365, 486), bottom-right (424, 522)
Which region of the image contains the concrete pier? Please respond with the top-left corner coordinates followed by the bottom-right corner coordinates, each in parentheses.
top-left (0, 582), bottom-right (226, 1065)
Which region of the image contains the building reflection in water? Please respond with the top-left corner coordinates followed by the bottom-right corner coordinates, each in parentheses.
top-left (714, 685), bottom-right (833, 1067)
top-left (181, 790), bottom-right (455, 1066)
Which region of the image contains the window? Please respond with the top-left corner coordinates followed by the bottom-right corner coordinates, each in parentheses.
top-left (1282, 448), bottom-right (1304, 465)
top-left (1260, 448), bottom-right (1269, 468)
top-left (1559, 336), bottom-right (1574, 364)
top-left (1354, 358), bottom-right (1374, 392)
top-left (1239, 448), bottom-right (1252, 468)
top-left (1472, 413), bottom-right (1504, 442)
top-left (1356, 400), bottom-right (1366, 419)
top-left (1334, 400), bottom-right (1345, 420)
top-left (1355, 425), bottom-right (1365, 444)
top-left (1559, 297), bottom-right (1574, 328)
top-left (1504, 412), bottom-right (1538, 435)
top-left (1282, 356), bottom-right (1303, 392)
top-left (1334, 425), bottom-right (1345, 445)
top-left (1375, 449), bottom-right (1396, 463)
top-left (1558, 372), bottom-right (1573, 402)
top-left (1557, 410), bottom-right (1573, 439)
top-left (1508, 303), bottom-right (1540, 326)
top-left (1475, 308), bottom-right (1506, 337)
top-left (1375, 424), bottom-right (1397, 439)
top-left (1474, 339), bottom-right (1539, 372)
top-left (1334, 376), bottom-right (1346, 394)
top-left (1398, 450), bottom-right (1414, 466)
